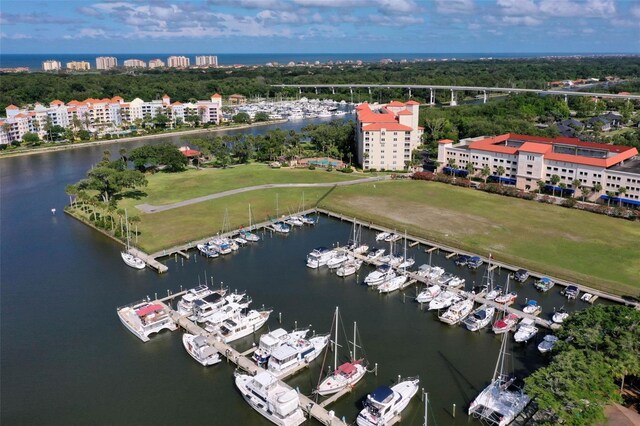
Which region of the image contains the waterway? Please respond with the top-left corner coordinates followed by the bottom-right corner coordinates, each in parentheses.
top-left (1, 117), bottom-right (607, 425)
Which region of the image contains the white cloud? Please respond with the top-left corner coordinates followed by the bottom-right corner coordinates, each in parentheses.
top-left (368, 14), bottom-right (424, 26)
top-left (502, 16), bottom-right (542, 26)
top-left (0, 32), bottom-right (33, 40)
top-left (496, 0), bottom-right (538, 16)
top-left (63, 28), bottom-right (109, 39)
top-left (77, 6), bottom-right (102, 17)
top-left (434, 0), bottom-right (475, 14)
top-left (629, 6), bottom-right (640, 18)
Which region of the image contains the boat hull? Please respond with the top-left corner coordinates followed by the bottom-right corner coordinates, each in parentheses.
top-left (317, 363), bottom-right (366, 396)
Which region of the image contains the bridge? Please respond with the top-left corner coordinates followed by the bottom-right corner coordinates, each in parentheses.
top-left (271, 83), bottom-right (640, 104)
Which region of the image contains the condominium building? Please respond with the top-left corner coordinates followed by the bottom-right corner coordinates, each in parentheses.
top-left (123, 59), bottom-right (147, 68)
top-left (356, 101), bottom-right (423, 171)
top-left (167, 56), bottom-right (190, 68)
top-left (42, 60), bottom-right (62, 71)
top-left (148, 59), bottom-right (165, 68)
top-left (195, 55), bottom-right (218, 67)
top-left (437, 133), bottom-right (640, 206)
top-left (96, 56), bottom-right (118, 70)
top-left (66, 61), bottom-right (91, 71)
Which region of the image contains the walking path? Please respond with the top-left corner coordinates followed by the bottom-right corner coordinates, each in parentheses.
top-left (136, 176), bottom-right (389, 213)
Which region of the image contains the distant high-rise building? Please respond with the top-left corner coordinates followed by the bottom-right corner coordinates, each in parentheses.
top-left (96, 56), bottom-right (118, 70)
top-left (167, 56), bottom-right (190, 68)
top-left (123, 59), bottom-right (147, 68)
top-left (42, 60), bottom-right (62, 71)
top-left (66, 61), bottom-right (91, 71)
top-left (195, 55), bottom-right (218, 67)
top-left (148, 58), bottom-right (165, 69)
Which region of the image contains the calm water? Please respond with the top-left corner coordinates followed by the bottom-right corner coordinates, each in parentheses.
top-left (1, 119), bottom-right (606, 425)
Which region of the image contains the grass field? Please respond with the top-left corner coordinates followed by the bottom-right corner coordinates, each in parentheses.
top-left (319, 180), bottom-right (640, 295)
top-left (119, 163), bottom-right (367, 207)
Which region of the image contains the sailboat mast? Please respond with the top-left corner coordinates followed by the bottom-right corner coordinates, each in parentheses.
top-left (353, 321), bottom-right (357, 360)
top-left (334, 307), bottom-right (339, 371)
top-left (124, 208), bottom-right (130, 250)
top-left (423, 392), bottom-right (428, 426)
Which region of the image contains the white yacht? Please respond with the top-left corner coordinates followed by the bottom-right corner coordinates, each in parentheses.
top-left (416, 264), bottom-right (432, 278)
top-left (336, 259), bottom-right (363, 277)
top-left (415, 285), bottom-right (442, 304)
top-left (196, 243), bottom-right (219, 258)
top-left (267, 334), bottom-right (330, 378)
top-left (356, 377), bottom-right (420, 426)
top-left (522, 300), bottom-right (542, 316)
top-left (514, 318), bottom-right (538, 343)
top-left (384, 233), bottom-right (401, 242)
top-left (182, 333), bottom-right (222, 366)
top-left (397, 258), bottom-right (415, 269)
top-left (366, 248), bottom-right (385, 260)
top-left (492, 313), bottom-right (519, 334)
top-left (552, 308), bottom-right (569, 324)
top-left (439, 298), bottom-right (474, 325)
top-left (485, 286), bottom-right (502, 301)
top-left (306, 247), bottom-right (335, 268)
top-left (218, 309), bottom-right (271, 343)
top-left (121, 251), bottom-right (146, 269)
top-left (378, 275), bottom-right (408, 293)
top-left (446, 276), bottom-right (465, 289)
top-left (202, 298), bottom-right (251, 332)
top-left (117, 301), bottom-right (177, 342)
top-left (428, 291), bottom-right (461, 311)
top-left (327, 252), bottom-right (350, 269)
top-left (240, 229), bottom-right (260, 242)
top-left (464, 305), bottom-right (496, 332)
top-left (286, 215), bottom-right (304, 227)
top-left (272, 221), bottom-right (291, 234)
top-left (176, 285), bottom-right (222, 316)
top-left (537, 335), bottom-right (559, 353)
top-left (253, 328), bottom-right (310, 365)
top-left (364, 264), bottom-right (396, 286)
top-left (427, 266), bottom-right (445, 281)
top-left (235, 371), bottom-right (306, 426)
top-left (375, 231), bottom-right (390, 241)
top-left (193, 292), bottom-right (243, 323)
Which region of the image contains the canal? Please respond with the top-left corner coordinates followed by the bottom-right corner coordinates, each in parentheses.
top-left (1, 118), bottom-right (604, 425)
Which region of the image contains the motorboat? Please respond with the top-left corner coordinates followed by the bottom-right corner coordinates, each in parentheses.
top-left (522, 300), bottom-right (542, 316)
top-left (581, 293), bottom-right (594, 303)
top-left (375, 231), bottom-right (390, 241)
top-left (234, 236), bottom-right (247, 246)
top-left (537, 335), bottom-right (559, 353)
top-left (240, 229), bottom-right (260, 242)
top-left (209, 238), bottom-right (232, 255)
top-left (436, 273), bottom-right (454, 286)
top-left (286, 215), bottom-right (304, 227)
top-left (301, 214), bottom-right (317, 225)
top-left (415, 264), bottom-right (432, 278)
top-left (439, 298), bottom-right (474, 325)
top-left (117, 301), bottom-right (177, 342)
top-left (446, 276), bottom-right (465, 289)
top-left (492, 313), bottom-right (519, 334)
top-left (306, 247), bottom-right (335, 268)
top-left (378, 253), bottom-right (401, 265)
top-left (467, 256), bottom-right (483, 269)
top-left (534, 277), bottom-right (554, 292)
top-left (356, 377), bottom-right (420, 426)
top-left (364, 264), bottom-right (396, 287)
top-left (176, 285), bottom-right (222, 316)
top-left (202, 298), bottom-right (252, 332)
top-left (384, 233), bottom-right (401, 242)
top-left (347, 243), bottom-right (369, 255)
top-left (193, 291), bottom-right (236, 322)
top-left (336, 259), bottom-right (363, 277)
top-left (218, 309), bottom-right (271, 343)
top-left (366, 248), bottom-right (385, 260)
top-left (552, 308), bottom-right (569, 324)
top-left (234, 370), bottom-right (306, 426)
top-left (267, 333), bottom-right (329, 378)
top-left (563, 285), bottom-right (580, 300)
top-left (253, 328), bottom-right (310, 365)
top-left (428, 291), bottom-right (462, 311)
top-left (485, 285), bottom-right (503, 301)
top-left (512, 269), bottom-right (529, 283)
top-left (454, 254), bottom-right (470, 266)
top-left (397, 258), bottom-right (415, 269)
top-left (197, 243), bottom-right (219, 258)
top-left (427, 266), bottom-right (445, 281)
top-left (514, 318), bottom-right (538, 343)
top-left (272, 221), bottom-right (291, 234)
top-left (463, 304), bottom-right (496, 331)
top-left (121, 251), bottom-right (146, 269)
top-left (182, 333), bottom-right (222, 366)
top-left (495, 291), bottom-right (518, 305)
top-left (378, 275), bottom-right (408, 293)
top-left (327, 251), bottom-right (350, 269)
top-left (415, 285), bottom-right (441, 304)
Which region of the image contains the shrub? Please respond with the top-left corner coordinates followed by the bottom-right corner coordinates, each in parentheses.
top-left (367, 168), bottom-right (377, 173)
top-left (411, 171), bottom-right (435, 181)
top-left (326, 166), bottom-right (333, 172)
top-left (308, 165), bottom-right (316, 170)
top-left (561, 198), bottom-right (577, 208)
top-left (340, 166), bottom-right (354, 173)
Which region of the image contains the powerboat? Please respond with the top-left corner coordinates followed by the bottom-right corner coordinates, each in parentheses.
top-left (326, 251), bottom-right (349, 269)
top-left (463, 304), bottom-right (496, 332)
top-left (193, 291), bottom-right (237, 322)
top-left (306, 247), bottom-right (335, 268)
top-left (495, 291), bottom-right (518, 305)
top-left (375, 232), bottom-right (390, 241)
top-left (512, 269), bottom-right (529, 282)
top-left (415, 264), bottom-right (432, 278)
top-left (552, 308), bottom-right (569, 324)
top-left (537, 335), bottom-right (559, 353)
top-left (428, 291), bottom-right (462, 311)
top-left (121, 251), bottom-right (146, 269)
top-left (378, 275), bottom-right (408, 294)
top-left (182, 333), bottom-right (221, 366)
top-left (454, 254), bottom-right (470, 266)
top-left (485, 285), bottom-right (503, 301)
top-left (384, 233), bottom-right (401, 242)
top-left (364, 264), bottom-right (396, 287)
top-left (356, 377), bottom-right (420, 426)
top-left (426, 266), bottom-right (445, 281)
top-left (117, 300), bottom-right (177, 342)
top-left (253, 328), bottom-right (310, 365)
top-left (514, 318), bottom-right (538, 343)
top-left (202, 298), bottom-right (252, 332)
top-left (522, 300), bottom-right (542, 316)
top-left (534, 277), bottom-right (554, 292)
top-left (446, 276), bottom-right (465, 289)
top-left (436, 273), bottom-right (454, 286)
top-left (415, 285), bottom-right (441, 304)
top-left (301, 214), bottom-right (317, 225)
top-left (240, 229), bottom-right (260, 242)
top-left (336, 259), bottom-right (363, 277)
top-left (218, 309), bottom-right (271, 343)
top-left (397, 258), bottom-right (415, 269)
top-left (197, 243), bottom-right (219, 258)
top-left (272, 221), bottom-right (291, 234)
top-left (176, 285), bottom-right (223, 316)
top-left (347, 243), bottom-right (369, 255)
top-left (492, 313), bottom-right (519, 334)
top-left (209, 238), bottom-right (232, 255)
top-left (286, 215), bottom-right (304, 227)
top-left (439, 298), bottom-right (474, 325)
top-left (267, 334), bottom-right (330, 378)
top-left (563, 285), bottom-right (580, 300)
top-left (467, 256), bottom-right (483, 269)
top-left (366, 248), bottom-right (385, 260)
top-left (235, 371), bottom-right (306, 426)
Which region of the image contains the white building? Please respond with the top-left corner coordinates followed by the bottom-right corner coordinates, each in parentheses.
top-left (356, 101), bottom-right (423, 171)
top-left (96, 56), bottom-right (118, 70)
top-left (195, 55), bottom-right (218, 67)
top-left (42, 60), bottom-right (62, 71)
top-left (148, 59), bottom-right (165, 68)
top-left (123, 59), bottom-right (147, 68)
top-left (167, 56), bottom-right (190, 68)
top-left (66, 61), bottom-right (91, 71)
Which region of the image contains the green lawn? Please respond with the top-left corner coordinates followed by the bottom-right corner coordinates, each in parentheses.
top-left (120, 163), bottom-right (367, 207)
top-left (319, 180), bottom-right (640, 295)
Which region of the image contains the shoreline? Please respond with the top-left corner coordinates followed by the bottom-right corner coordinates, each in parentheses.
top-left (0, 119), bottom-right (289, 159)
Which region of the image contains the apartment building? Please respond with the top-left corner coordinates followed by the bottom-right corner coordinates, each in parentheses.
top-left (356, 101), bottom-right (423, 171)
top-left (437, 133), bottom-right (640, 206)
top-left (148, 59), bottom-right (165, 68)
top-left (123, 59), bottom-right (147, 68)
top-left (66, 61), bottom-right (91, 71)
top-left (195, 55), bottom-right (218, 67)
top-left (167, 56), bottom-right (190, 68)
top-left (42, 60), bottom-right (62, 71)
top-left (96, 56), bottom-right (118, 70)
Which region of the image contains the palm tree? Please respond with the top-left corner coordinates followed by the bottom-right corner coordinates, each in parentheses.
top-left (550, 175), bottom-right (561, 197)
top-left (481, 165), bottom-right (491, 183)
top-left (559, 182), bottom-right (567, 197)
top-left (446, 158), bottom-right (457, 175)
top-left (496, 166), bottom-right (506, 185)
top-left (571, 179), bottom-right (581, 198)
top-left (581, 186), bottom-right (591, 202)
top-left (618, 187), bottom-right (627, 207)
top-left (537, 180), bottom-right (546, 193)
top-left (465, 162), bottom-right (475, 177)
top-left (593, 182), bottom-right (602, 195)
top-left (606, 191), bottom-right (615, 207)
top-left (65, 184), bottom-right (78, 207)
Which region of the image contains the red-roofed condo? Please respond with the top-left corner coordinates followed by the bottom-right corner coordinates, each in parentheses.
top-left (437, 134), bottom-right (640, 203)
top-left (356, 101), bottom-right (423, 170)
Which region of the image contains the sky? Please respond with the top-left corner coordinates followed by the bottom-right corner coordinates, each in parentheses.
top-left (0, 0), bottom-right (639, 54)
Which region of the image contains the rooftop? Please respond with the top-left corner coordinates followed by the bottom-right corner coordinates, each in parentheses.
top-left (609, 158), bottom-right (640, 174)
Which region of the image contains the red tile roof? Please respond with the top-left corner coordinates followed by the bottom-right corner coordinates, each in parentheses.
top-left (405, 100), bottom-right (420, 105)
top-left (211, 93), bottom-right (222, 98)
top-left (438, 139), bottom-right (454, 144)
top-left (6, 104), bottom-right (18, 110)
top-left (387, 100), bottom-right (405, 107)
top-left (180, 149), bottom-right (201, 157)
top-left (518, 142), bottom-right (552, 154)
top-left (396, 109), bottom-right (413, 115)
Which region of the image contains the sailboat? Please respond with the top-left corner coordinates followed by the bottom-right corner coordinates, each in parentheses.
top-left (468, 333), bottom-right (530, 425)
top-left (272, 194), bottom-right (291, 234)
top-left (120, 209), bottom-right (146, 269)
top-left (316, 307), bottom-right (367, 396)
top-left (397, 231), bottom-right (415, 269)
top-left (240, 204), bottom-right (260, 242)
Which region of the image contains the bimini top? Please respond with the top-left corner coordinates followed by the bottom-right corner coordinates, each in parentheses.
top-left (527, 300), bottom-right (539, 306)
top-left (337, 362), bottom-right (357, 376)
top-left (369, 386), bottom-right (393, 404)
top-left (136, 304), bottom-right (163, 317)
top-left (539, 277), bottom-right (552, 284)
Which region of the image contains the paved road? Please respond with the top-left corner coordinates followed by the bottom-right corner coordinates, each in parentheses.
top-left (136, 175), bottom-right (390, 213)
